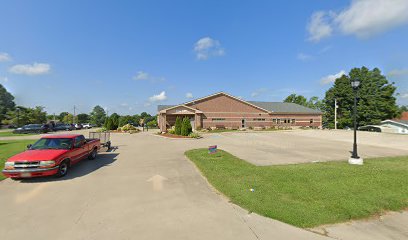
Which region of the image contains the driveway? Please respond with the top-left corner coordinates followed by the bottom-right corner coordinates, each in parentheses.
top-left (0, 130), bottom-right (406, 240)
top-left (199, 130), bottom-right (408, 165)
top-left (0, 131), bottom-right (329, 240)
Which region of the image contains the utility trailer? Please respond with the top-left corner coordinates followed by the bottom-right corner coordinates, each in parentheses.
top-left (89, 132), bottom-right (111, 150)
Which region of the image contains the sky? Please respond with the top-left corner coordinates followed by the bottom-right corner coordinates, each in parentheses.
top-left (1, 0), bottom-right (408, 115)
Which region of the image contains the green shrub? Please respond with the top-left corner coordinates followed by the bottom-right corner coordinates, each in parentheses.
top-left (168, 128), bottom-right (176, 134)
top-left (175, 117), bottom-right (182, 135)
top-left (117, 127), bottom-right (122, 132)
top-left (189, 132), bottom-right (201, 139)
top-left (122, 123), bottom-right (136, 131)
top-left (181, 117), bottom-right (192, 136)
top-left (106, 118), bottom-right (114, 130)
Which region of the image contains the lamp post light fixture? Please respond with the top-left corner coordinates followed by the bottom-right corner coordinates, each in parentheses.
top-left (348, 77), bottom-right (363, 165)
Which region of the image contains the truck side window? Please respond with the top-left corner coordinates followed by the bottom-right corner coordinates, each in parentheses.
top-left (74, 136), bottom-right (85, 148)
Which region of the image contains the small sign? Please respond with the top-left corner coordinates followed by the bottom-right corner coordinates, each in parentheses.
top-left (208, 145), bottom-right (217, 154)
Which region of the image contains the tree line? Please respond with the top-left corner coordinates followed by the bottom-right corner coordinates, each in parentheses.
top-left (283, 67), bottom-right (407, 128)
top-left (0, 86), bottom-right (157, 129)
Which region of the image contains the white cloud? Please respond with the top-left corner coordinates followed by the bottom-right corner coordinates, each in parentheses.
top-left (297, 53), bottom-right (314, 61)
top-left (335, 0), bottom-right (408, 38)
top-left (186, 92), bottom-right (193, 99)
top-left (9, 62), bottom-right (51, 75)
top-left (401, 93), bottom-right (408, 99)
top-left (0, 53), bottom-right (11, 62)
top-left (193, 37), bottom-right (225, 60)
top-left (149, 91), bottom-right (167, 102)
top-left (0, 76), bottom-right (8, 83)
top-left (133, 70), bottom-right (165, 82)
top-left (251, 88), bottom-right (268, 97)
top-left (120, 103), bottom-right (129, 107)
top-left (307, 11), bottom-right (333, 42)
top-left (133, 71), bottom-right (149, 80)
top-left (307, 0), bottom-right (408, 41)
top-left (320, 70), bottom-right (346, 85)
top-left (388, 69), bottom-right (408, 77)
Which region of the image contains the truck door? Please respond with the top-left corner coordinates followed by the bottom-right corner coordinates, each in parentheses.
top-left (72, 136), bottom-right (88, 164)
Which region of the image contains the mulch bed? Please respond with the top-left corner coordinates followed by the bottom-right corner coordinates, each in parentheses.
top-left (159, 133), bottom-right (191, 138)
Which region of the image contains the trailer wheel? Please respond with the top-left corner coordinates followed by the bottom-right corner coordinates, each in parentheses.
top-left (88, 149), bottom-right (97, 160)
top-left (55, 160), bottom-right (69, 178)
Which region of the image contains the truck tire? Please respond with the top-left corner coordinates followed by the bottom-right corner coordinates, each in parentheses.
top-left (88, 149), bottom-right (97, 160)
top-left (55, 160), bottom-right (69, 178)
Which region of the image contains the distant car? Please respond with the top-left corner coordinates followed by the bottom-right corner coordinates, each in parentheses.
top-left (82, 123), bottom-right (92, 129)
top-left (75, 123), bottom-right (83, 130)
top-left (53, 123), bottom-right (75, 131)
top-left (13, 124), bottom-right (50, 134)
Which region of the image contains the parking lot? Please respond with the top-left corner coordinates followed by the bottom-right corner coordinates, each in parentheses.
top-left (0, 130), bottom-right (407, 240)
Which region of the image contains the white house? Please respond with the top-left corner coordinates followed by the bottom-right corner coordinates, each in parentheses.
top-left (380, 120), bottom-right (408, 134)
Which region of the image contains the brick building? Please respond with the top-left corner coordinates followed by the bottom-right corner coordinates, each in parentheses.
top-left (157, 92), bottom-right (322, 132)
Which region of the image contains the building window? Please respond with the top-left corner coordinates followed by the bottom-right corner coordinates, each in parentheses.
top-left (212, 118), bottom-right (226, 121)
top-left (253, 118), bottom-right (266, 121)
top-left (277, 119), bottom-right (281, 124)
top-left (291, 119), bottom-right (296, 124)
top-left (310, 119), bottom-right (314, 124)
top-left (272, 119), bottom-right (277, 124)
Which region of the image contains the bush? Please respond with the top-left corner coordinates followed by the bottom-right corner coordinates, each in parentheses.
top-left (175, 117), bottom-right (182, 135)
top-left (117, 127), bottom-right (122, 132)
top-left (181, 117), bottom-right (192, 136)
top-left (106, 118), bottom-right (114, 130)
top-left (189, 132), bottom-right (201, 139)
top-left (168, 128), bottom-right (176, 134)
top-left (122, 123), bottom-right (136, 131)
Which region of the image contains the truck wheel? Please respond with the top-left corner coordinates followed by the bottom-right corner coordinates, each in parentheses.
top-left (88, 149), bottom-right (97, 160)
top-left (55, 160), bottom-right (69, 178)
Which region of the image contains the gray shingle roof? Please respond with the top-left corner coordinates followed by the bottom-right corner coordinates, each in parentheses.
top-left (158, 101), bottom-right (321, 114)
top-left (157, 105), bottom-right (176, 111)
top-left (248, 101), bottom-right (322, 114)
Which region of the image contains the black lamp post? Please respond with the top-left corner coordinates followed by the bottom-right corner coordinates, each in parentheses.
top-left (349, 77), bottom-right (363, 164)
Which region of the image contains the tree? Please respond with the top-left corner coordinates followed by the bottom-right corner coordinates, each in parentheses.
top-left (133, 114), bottom-right (141, 126)
top-left (106, 117), bottom-right (114, 130)
top-left (284, 94), bottom-right (307, 106)
top-left (323, 67), bottom-right (399, 129)
top-left (119, 115), bottom-right (135, 127)
top-left (2, 106), bottom-right (47, 126)
top-left (0, 84), bottom-right (15, 124)
top-left (147, 118), bottom-right (157, 128)
top-left (90, 105), bottom-right (106, 127)
top-left (77, 113), bottom-right (90, 123)
top-left (284, 94), bottom-right (322, 110)
top-left (175, 117), bottom-right (182, 135)
top-left (58, 112), bottom-right (69, 122)
top-left (110, 113), bottom-right (120, 129)
top-left (62, 113), bottom-right (76, 124)
top-left (181, 117), bottom-right (192, 136)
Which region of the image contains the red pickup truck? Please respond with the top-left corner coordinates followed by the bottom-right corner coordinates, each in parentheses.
top-left (2, 134), bottom-right (100, 179)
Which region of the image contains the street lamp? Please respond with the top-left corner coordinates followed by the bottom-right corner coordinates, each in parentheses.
top-left (349, 77), bottom-right (363, 165)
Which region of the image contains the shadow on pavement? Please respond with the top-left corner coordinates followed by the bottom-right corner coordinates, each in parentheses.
top-left (18, 152), bottom-right (119, 183)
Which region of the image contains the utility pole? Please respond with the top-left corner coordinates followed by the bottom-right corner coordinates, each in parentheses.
top-left (73, 105), bottom-right (76, 124)
top-left (334, 99), bottom-right (338, 130)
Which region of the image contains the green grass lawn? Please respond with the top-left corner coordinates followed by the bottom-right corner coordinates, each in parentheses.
top-left (185, 149), bottom-right (408, 228)
top-left (0, 140), bottom-right (35, 180)
top-left (0, 131), bottom-right (37, 137)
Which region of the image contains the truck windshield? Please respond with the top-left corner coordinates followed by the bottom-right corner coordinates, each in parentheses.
top-left (31, 138), bottom-right (73, 150)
